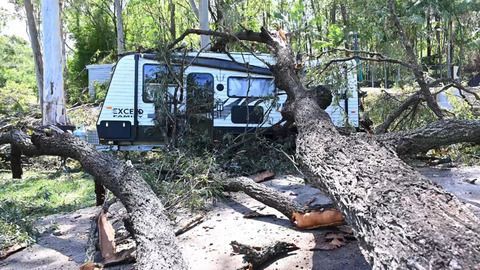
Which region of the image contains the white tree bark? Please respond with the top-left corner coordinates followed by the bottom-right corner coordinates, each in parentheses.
top-left (188, 0), bottom-right (199, 19)
top-left (199, 0), bottom-right (210, 50)
top-left (115, 0), bottom-right (125, 55)
top-left (41, 0), bottom-right (67, 125)
top-left (24, 0), bottom-right (43, 109)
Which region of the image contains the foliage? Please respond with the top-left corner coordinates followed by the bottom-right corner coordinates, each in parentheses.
top-left (135, 131), bottom-right (297, 214)
top-left (0, 81), bottom-right (38, 116)
top-left (217, 134), bottom-right (297, 176)
top-left (0, 34), bottom-right (37, 117)
top-left (67, 104), bottom-right (101, 129)
top-left (64, 0), bottom-right (117, 104)
top-left (363, 87), bottom-right (437, 131)
top-left (139, 150), bottom-right (225, 213)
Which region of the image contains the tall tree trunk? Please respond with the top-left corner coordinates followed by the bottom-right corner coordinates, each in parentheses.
top-left (169, 0), bottom-right (176, 39)
top-left (24, 0), bottom-right (43, 110)
top-left (114, 0), bottom-right (125, 55)
top-left (41, 0), bottom-right (67, 125)
top-left (329, 1), bottom-right (337, 24)
top-left (447, 19), bottom-right (453, 79)
top-left (426, 8), bottom-right (432, 60)
top-left (188, 0), bottom-right (199, 19)
top-left (309, 0), bottom-right (322, 33)
top-left (435, 14), bottom-right (442, 70)
top-left (199, 0), bottom-right (209, 49)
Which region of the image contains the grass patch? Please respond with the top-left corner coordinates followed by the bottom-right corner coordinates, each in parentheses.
top-left (0, 170), bottom-right (95, 250)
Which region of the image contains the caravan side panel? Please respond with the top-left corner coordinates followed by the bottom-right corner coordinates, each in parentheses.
top-left (96, 55), bottom-right (136, 142)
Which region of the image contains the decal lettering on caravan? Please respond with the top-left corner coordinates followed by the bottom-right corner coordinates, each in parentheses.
top-left (110, 108), bottom-right (144, 118)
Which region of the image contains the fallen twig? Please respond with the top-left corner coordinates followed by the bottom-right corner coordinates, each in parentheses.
top-left (0, 243), bottom-right (28, 260)
top-left (174, 214), bottom-right (205, 236)
top-left (230, 240), bottom-right (299, 269)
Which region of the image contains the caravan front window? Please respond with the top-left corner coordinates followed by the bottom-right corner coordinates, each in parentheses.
top-left (143, 64), bottom-right (181, 103)
top-left (227, 77), bottom-right (275, 98)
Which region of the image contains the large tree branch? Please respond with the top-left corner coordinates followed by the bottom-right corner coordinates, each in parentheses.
top-left (375, 92), bottom-right (424, 134)
top-left (387, 0), bottom-right (444, 119)
top-left (168, 28), bottom-right (272, 50)
top-left (311, 55), bottom-right (413, 80)
top-left (0, 129), bottom-right (187, 270)
top-left (377, 119), bottom-right (480, 155)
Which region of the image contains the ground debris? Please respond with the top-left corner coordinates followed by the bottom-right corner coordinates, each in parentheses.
top-left (250, 170), bottom-right (276, 183)
top-left (243, 210), bottom-right (277, 219)
top-left (292, 209), bottom-right (344, 229)
top-left (230, 240), bottom-right (299, 269)
top-left (310, 230), bottom-right (355, 251)
top-left (175, 214), bottom-right (205, 236)
top-left (0, 243), bottom-right (27, 260)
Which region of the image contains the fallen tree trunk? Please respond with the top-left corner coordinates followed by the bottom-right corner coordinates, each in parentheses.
top-left (268, 35), bottom-right (480, 268)
top-left (293, 97), bottom-right (480, 268)
top-left (0, 128), bottom-right (187, 270)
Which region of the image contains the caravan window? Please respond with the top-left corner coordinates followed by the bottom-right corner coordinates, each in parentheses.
top-left (227, 77), bottom-right (275, 98)
top-left (143, 64), bottom-right (181, 103)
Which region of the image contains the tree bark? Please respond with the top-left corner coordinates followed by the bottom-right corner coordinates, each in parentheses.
top-left (293, 97), bottom-right (480, 269)
top-left (168, 0), bottom-right (176, 39)
top-left (114, 0), bottom-right (125, 55)
top-left (24, 0), bottom-right (43, 109)
top-left (188, 0), bottom-right (199, 19)
top-left (94, 178), bottom-right (106, 206)
top-left (41, 0), bottom-right (67, 125)
top-left (199, 0), bottom-right (210, 49)
top-left (0, 129), bottom-right (187, 270)
top-left (224, 177), bottom-right (302, 219)
top-left (223, 177), bottom-right (343, 227)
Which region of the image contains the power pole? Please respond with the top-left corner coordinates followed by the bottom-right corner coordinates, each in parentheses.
top-left (199, 0), bottom-right (210, 50)
top-left (41, 0), bottom-right (67, 125)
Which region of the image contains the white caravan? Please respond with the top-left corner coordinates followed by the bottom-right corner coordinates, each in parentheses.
top-left (96, 52), bottom-right (359, 145)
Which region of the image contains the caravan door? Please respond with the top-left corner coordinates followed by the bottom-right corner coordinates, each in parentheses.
top-left (186, 73), bottom-right (214, 139)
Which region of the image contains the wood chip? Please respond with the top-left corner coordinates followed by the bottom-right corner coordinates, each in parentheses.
top-left (243, 210), bottom-right (277, 219)
top-left (250, 170), bottom-right (275, 183)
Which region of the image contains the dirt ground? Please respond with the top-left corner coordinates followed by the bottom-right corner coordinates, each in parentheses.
top-left (1, 166), bottom-right (479, 270)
